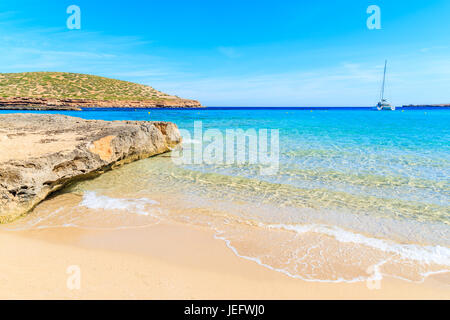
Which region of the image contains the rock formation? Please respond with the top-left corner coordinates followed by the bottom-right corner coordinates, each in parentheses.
top-left (0, 114), bottom-right (182, 223)
top-left (0, 97), bottom-right (203, 110)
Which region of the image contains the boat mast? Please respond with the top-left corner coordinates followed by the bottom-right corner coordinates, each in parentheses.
top-left (380, 60), bottom-right (387, 101)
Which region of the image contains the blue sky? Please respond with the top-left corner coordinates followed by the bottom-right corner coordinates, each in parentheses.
top-left (0, 0), bottom-right (449, 106)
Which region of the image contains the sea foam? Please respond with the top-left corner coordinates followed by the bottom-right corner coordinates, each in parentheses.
top-left (266, 223), bottom-right (450, 266)
top-left (79, 191), bottom-right (159, 216)
top-left (210, 220), bottom-right (450, 282)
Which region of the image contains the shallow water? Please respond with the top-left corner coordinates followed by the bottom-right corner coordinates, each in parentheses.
top-left (2, 107), bottom-right (449, 283)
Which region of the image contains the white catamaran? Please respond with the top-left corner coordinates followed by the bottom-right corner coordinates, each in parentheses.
top-left (376, 60), bottom-right (395, 111)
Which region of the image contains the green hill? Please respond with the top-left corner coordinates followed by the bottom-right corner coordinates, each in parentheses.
top-left (0, 72), bottom-right (178, 101)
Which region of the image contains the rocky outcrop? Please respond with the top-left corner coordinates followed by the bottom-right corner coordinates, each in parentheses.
top-left (0, 114), bottom-right (182, 223)
top-left (0, 97), bottom-right (203, 110)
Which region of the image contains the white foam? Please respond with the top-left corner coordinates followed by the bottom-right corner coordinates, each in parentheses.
top-left (213, 231), bottom-right (366, 283)
top-left (210, 221), bottom-right (450, 283)
top-left (79, 191), bottom-right (159, 216)
top-left (266, 223), bottom-right (450, 266)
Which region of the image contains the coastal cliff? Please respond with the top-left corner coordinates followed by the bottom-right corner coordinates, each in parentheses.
top-left (0, 114), bottom-right (182, 223)
top-left (0, 97), bottom-right (203, 110)
top-left (0, 72), bottom-right (203, 110)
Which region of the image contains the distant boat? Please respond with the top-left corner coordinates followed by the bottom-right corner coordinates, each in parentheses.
top-left (376, 60), bottom-right (395, 111)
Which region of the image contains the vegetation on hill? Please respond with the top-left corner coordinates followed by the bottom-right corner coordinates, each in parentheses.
top-left (0, 72), bottom-right (178, 101)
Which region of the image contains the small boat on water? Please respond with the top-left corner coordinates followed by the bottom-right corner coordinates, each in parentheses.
top-left (376, 60), bottom-right (395, 111)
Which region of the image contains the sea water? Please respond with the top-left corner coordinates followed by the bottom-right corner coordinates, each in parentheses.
top-left (2, 107), bottom-right (449, 282)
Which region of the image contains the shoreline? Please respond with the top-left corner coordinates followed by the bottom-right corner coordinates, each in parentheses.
top-left (0, 114), bottom-right (182, 223)
top-left (0, 97), bottom-right (203, 110)
top-left (3, 106), bottom-right (450, 111)
top-left (0, 220), bottom-right (449, 299)
top-left (0, 109), bottom-right (448, 299)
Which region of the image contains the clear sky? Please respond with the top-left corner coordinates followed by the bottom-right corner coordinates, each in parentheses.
top-left (0, 0), bottom-right (449, 106)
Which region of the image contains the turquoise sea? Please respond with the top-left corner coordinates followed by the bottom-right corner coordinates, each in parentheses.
top-left (2, 107), bottom-right (449, 282)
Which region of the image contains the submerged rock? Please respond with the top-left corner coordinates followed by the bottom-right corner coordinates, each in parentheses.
top-left (0, 114), bottom-right (182, 223)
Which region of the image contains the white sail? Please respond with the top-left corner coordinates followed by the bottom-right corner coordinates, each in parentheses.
top-left (376, 60), bottom-right (395, 111)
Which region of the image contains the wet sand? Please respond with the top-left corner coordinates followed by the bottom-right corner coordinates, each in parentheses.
top-left (1, 220), bottom-right (449, 300)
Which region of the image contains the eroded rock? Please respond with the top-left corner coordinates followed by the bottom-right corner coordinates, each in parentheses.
top-left (0, 114), bottom-right (182, 223)
top-left (0, 97), bottom-right (203, 110)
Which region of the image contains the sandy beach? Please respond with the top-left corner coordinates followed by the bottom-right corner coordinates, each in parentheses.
top-left (1, 220), bottom-right (449, 300)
